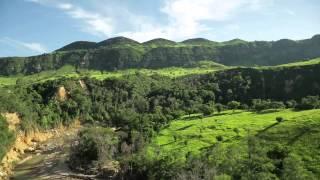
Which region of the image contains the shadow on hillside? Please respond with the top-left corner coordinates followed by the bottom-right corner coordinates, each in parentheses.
top-left (212, 111), bottom-right (243, 117)
top-left (176, 124), bottom-right (194, 131)
top-left (181, 111), bottom-right (244, 121)
top-left (182, 115), bottom-right (203, 121)
top-left (256, 109), bottom-right (282, 114)
top-left (160, 141), bottom-right (176, 147)
top-left (256, 122), bottom-right (280, 136)
top-left (287, 127), bottom-right (311, 145)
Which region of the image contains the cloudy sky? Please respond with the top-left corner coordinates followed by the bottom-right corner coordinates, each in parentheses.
top-left (0, 0), bottom-right (319, 57)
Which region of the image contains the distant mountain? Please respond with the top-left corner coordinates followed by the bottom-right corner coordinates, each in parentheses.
top-left (143, 38), bottom-right (177, 46)
top-left (181, 38), bottom-right (218, 45)
top-left (222, 38), bottom-right (247, 45)
top-left (57, 41), bottom-right (97, 51)
top-left (0, 34), bottom-right (320, 75)
top-left (97, 36), bottom-right (141, 47)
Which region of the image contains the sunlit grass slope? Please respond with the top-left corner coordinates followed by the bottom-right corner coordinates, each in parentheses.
top-left (146, 109), bottom-right (320, 174)
top-left (0, 62), bottom-right (227, 87)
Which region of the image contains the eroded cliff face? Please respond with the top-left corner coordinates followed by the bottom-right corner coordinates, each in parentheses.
top-left (57, 86), bottom-right (68, 102)
top-left (0, 113), bottom-right (81, 179)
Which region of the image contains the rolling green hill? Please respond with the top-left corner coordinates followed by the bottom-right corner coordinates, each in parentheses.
top-left (1, 35), bottom-right (320, 179)
top-left (1, 34), bottom-right (320, 76)
top-left (1, 56), bottom-right (320, 179)
top-left (0, 61), bottom-right (227, 87)
top-left (145, 109), bottom-right (320, 178)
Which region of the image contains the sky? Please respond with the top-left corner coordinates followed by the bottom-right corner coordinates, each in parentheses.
top-left (0, 0), bottom-right (319, 57)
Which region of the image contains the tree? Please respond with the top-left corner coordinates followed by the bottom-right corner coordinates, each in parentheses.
top-left (215, 103), bottom-right (224, 114)
top-left (200, 104), bottom-right (214, 116)
top-left (286, 100), bottom-right (297, 108)
top-left (228, 101), bottom-right (240, 112)
top-left (0, 115), bottom-right (15, 160)
top-left (276, 116), bottom-right (284, 123)
top-left (241, 137), bottom-right (277, 179)
top-left (282, 154), bottom-right (316, 180)
top-left (296, 96), bottom-right (320, 110)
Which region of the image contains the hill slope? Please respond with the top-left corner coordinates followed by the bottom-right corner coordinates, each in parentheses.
top-left (146, 109), bottom-right (320, 178)
top-left (1, 35), bottom-right (320, 75)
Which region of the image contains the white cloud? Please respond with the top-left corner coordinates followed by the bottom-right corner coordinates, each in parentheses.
top-left (119, 0), bottom-right (266, 41)
top-left (284, 9), bottom-right (295, 16)
top-left (57, 3), bottom-right (73, 10)
top-left (226, 24), bottom-right (240, 31)
top-left (56, 3), bottom-right (114, 37)
top-left (0, 37), bottom-right (47, 53)
top-left (25, 0), bottom-right (272, 42)
top-left (22, 42), bottom-right (47, 53)
top-left (27, 0), bottom-right (114, 37)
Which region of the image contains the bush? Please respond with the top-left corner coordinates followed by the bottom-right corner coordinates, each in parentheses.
top-left (252, 99), bottom-right (285, 111)
top-left (200, 104), bottom-right (214, 116)
top-left (296, 96), bottom-right (320, 110)
top-left (286, 100), bottom-right (297, 108)
top-left (276, 117), bottom-right (284, 123)
top-left (227, 101), bottom-right (240, 111)
top-left (68, 127), bottom-right (119, 172)
top-left (233, 128), bottom-right (240, 134)
top-left (215, 103), bottom-right (224, 113)
top-left (240, 104), bottom-right (249, 110)
top-left (216, 135), bottom-right (224, 141)
top-left (0, 115), bottom-right (15, 161)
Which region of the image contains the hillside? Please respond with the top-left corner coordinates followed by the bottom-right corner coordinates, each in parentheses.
top-left (1, 57), bottom-right (320, 179)
top-left (146, 109), bottom-right (320, 178)
top-left (0, 61), bottom-right (228, 87)
top-left (1, 34), bottom-right (320, 76)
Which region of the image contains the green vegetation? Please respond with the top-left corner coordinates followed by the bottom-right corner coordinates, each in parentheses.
top-left (276, 57), bottom-right (320, 67)
top-left (147, 109), bottom-right (318, 158)
top-left (1, 34), bottom-right (320, 76)
top-left (141, 109), bottom-right (320, 179)
top-left (69, 127), bottom-right (119, 173)
top-left (0, 61), bottom-right (227, 87)
top-left (0, 115), bottom-right (15, 160)
top-left (1, 51), bottom-right (320, 179)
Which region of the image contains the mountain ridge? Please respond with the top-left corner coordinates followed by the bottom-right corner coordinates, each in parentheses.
top-left (0, 34), bottom-right (319, 76)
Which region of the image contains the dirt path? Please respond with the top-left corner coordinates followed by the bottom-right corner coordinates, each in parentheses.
top-left (11, 128), bottom-right (84, 180)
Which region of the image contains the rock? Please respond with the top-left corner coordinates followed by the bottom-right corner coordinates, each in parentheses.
top-left (24, 147), bottom-right (35, 153)
top-left (99, 161), bottom-right (120, 178)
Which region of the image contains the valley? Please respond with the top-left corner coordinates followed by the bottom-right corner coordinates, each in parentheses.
top-left (1, 35), bottom-right (320, 179)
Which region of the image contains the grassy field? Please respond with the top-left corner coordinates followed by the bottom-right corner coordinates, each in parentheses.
top-left (0, 63), bottom-right (227, 87)
top-left (146, 109), bottom-right (320, 174)
top-left (1, 57), bottom-right (320, 87)
top-left (276, 57), bottom-right (320, 67)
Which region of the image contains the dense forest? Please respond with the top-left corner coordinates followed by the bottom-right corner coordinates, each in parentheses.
top-left (0, 35), bottom-right (320, 75)
top-left (1, 60), bottom-right (320, 179)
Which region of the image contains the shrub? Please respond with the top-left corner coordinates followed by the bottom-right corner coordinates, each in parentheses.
top-left (216, 135), bottom-right (223, 141)
top-left (0, 115), bottom-right (15, 161)
top-left (276, 117), bottom-right (284, 123)
top-left (200, 104), bottom-right (214, 116)
top-left (68, 127), bottom-right (118, 172)
top-left (233, 128), bottom-right (240, 134)
top-left (296, 96), bottom-right (320, 110)
top-left (227, 101), bottom-right (240, 112)
top-left (286, 100), bottom-right (297, 108)
top-left (252, 99), bottom-right (286, 111)
top-left (215, 103), bottom-right (224, 113)
top-left (240, 104), bottom-right (249, 110)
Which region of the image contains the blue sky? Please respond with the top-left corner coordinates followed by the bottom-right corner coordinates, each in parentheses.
top-left (0, 0), bottom-right (319, 57)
